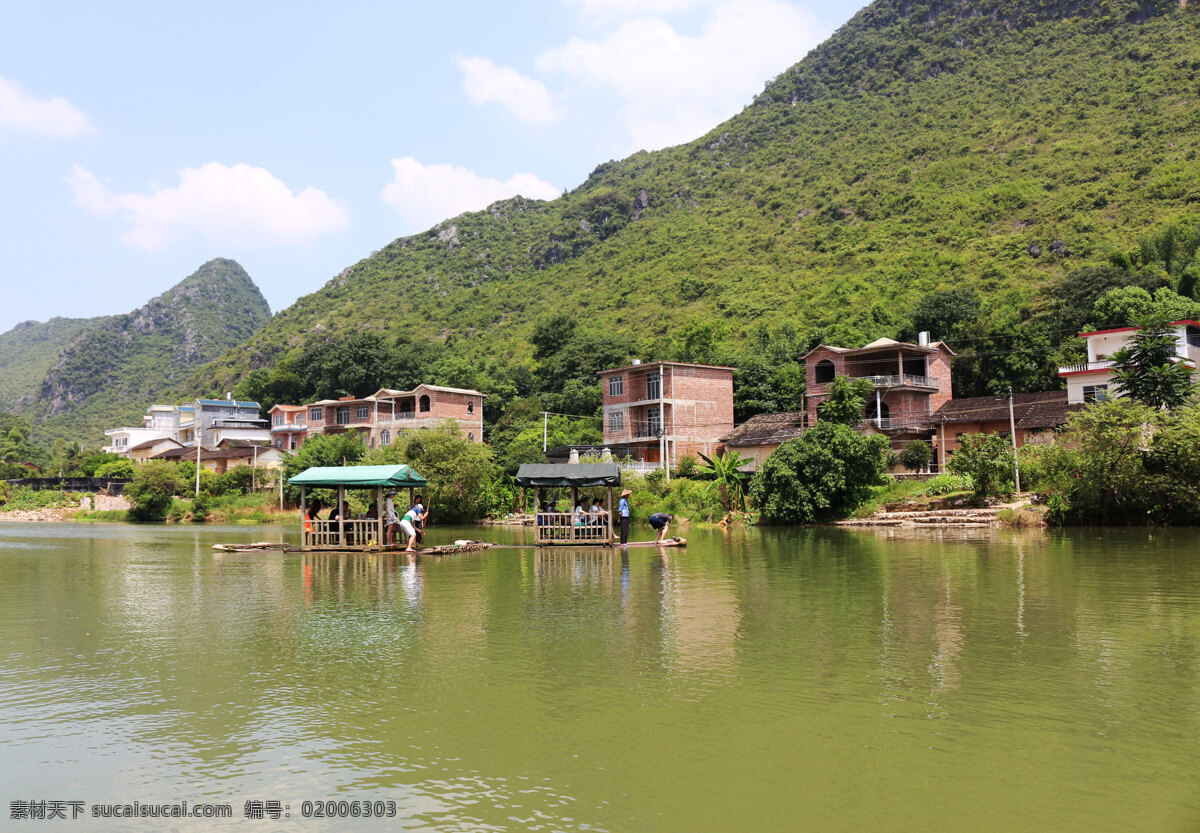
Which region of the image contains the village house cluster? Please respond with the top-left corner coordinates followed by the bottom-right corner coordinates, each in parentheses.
top-left (102, 320), bottom-right (1200, 475)
top-left (102, 384), bottom-right (485, 472)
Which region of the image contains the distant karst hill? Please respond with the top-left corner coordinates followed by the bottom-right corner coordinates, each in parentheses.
top-left (0, 259), bottom-right (270, 446)
top-left (188, 0), bottom-right (1200, 403)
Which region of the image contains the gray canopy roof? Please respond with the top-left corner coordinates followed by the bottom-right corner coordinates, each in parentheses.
top-left (515, 463), bottom-right (622, 488)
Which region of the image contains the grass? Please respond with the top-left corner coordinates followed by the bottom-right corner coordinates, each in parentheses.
top-left (73, 509), bottom-right (130, 522)
top-left (166, 492), bottom-right (294, 524)
top-left (852, 474), bottom-right (975, 518)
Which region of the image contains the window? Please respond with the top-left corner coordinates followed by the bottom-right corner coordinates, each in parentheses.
top-left (273, 414), bottom-right (284, 426)
top-left (275, 438), bottom-right (283, 449)
top-left (295, 414), bottom-right (304, 426)
top-left (608, 375), bottom-right (624, 397)
top-left (1083, 385), bottom-right (1109, 403)
top-left (646, 372), bottom-right (661, 400)
top-left (336, 407), bottom-right (351, 425)
top-left (814, 360), bottom-right (836, 384)
top-left (399, 402), bottom-right (414, 418)
top-left (309, 407), bottom-right (322, 421)
top-left (467, 432), bottom-right (474, 441)
top-left (356, 405), bottom-right (368, 419)
top-left (419, 395), bottom-right (431, 413)
top-left (647, 408), bottom-right (662, 436)
top-left (467, 400), bottom-right (475, 414)
top-left (381, 430), bottom-right (391, 446)
top-left (608, 411), bottom-right (624, 432)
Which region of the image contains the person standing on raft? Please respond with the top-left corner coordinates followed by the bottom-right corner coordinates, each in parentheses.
top-left (617, 489), bottom-right (632, 546)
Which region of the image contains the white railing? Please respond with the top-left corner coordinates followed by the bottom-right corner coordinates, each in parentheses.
top-left (618, 461), bottom-right (664, 472)
top-left (1058, 360), bottom-right (1114, 374)
top-left (303, 518), bottom-right (384, 549)
top-left (535, 512), bottom-right (612, 545)
top-left (857, 374), bottom-right (934, 388)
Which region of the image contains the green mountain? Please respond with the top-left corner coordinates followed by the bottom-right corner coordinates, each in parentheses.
top-left (1, 259), bottom-right (271, 446)
top-left (191, 0), bottom-right (1200, 403)
top-left (0, 316), bottom-right (100, 413)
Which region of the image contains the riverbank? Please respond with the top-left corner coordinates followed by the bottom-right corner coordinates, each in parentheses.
top-left (0, 493), bottom-right (130, 522)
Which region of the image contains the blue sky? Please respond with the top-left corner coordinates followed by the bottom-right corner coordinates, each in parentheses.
top-left (0, 0), bottom-right (866, 333)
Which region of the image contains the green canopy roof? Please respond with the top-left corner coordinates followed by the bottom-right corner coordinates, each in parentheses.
top-left (288, 464), bottom-right (427, 489)
top-left (515, 463), bottom-right (622, 488)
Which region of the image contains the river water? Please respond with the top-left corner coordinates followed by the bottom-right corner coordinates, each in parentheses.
top-left (0, 521), bottom-right (1197, 831)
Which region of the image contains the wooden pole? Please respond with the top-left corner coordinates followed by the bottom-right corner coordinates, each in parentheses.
top-left (300, 486), bottom-right (307, 548)
top-left (607, 485), bottom-right (614, 543)
top-left (337, 485), bottom-right (345, 548)
top-left (571, 486), bottom-right (578, 544)
top-left (376, 486), bottom-right (384, 547)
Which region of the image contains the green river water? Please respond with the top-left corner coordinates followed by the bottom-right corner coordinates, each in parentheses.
top-left (1, 521), bottom-right (1197, 832)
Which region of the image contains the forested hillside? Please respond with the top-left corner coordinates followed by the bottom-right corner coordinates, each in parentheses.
top-left (0, 259), bottom-right (271, 446)
top-left (189, 0), bottom-right (1200, 438)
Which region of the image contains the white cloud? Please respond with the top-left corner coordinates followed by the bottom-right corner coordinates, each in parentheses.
top-left (0, 76), bottom-right (94, 138)
top-left (566, 0), bottom-right (703, 19)
top-left (68, 162), bottom-right (348, 251)
top-left (456, 55), bottom-right (563, 123)
top-left (538, 0), bottom-right (827, 151)
top-left (381, 157), bottom-right (559, 231)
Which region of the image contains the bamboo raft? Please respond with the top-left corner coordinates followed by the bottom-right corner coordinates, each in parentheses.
top-left (213, 537), bottom-right (686, 554)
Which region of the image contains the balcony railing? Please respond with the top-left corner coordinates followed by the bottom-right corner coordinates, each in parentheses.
top-left (1058, 360), bottom-right (1114, 374)
top-left (618, 461), bottom-right (665, 473)
top-left (857, 374), bottom-right (934, 388)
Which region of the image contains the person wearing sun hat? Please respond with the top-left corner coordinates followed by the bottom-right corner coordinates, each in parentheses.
top-left (618, 488), bottom-right (632, 545)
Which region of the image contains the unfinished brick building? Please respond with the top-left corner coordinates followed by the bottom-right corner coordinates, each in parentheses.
top-left (599, 361), bottom-right (735, 471)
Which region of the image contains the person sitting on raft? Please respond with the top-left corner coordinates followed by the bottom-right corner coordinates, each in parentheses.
top-left (648, 512), bottom-right (674, 543)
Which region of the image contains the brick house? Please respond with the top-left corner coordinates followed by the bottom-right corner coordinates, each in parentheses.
top-left (293, 384), bottom-right (485, 450)
top-left (268, 404), bottom-right (308, 450)
top-left (929, 390), bottom-right (1081, 470)
top-left (598, 361), bottom-right (735, 470)
top-left (803, 335), bottom-right (954, 452)
top-left (719, 410), bottom-right (807, 470)
top-left (1058, 319), bottom-right (1200, 403)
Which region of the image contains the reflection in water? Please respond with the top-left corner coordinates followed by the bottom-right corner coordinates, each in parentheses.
top-left (1, 523), bottom-right (1199, 833)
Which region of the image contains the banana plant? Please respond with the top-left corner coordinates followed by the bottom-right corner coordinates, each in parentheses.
top-left (697, 450), bottom-right (753, 513)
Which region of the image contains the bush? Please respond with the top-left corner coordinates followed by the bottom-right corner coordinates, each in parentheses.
top-left (949, 434), bottom-right (1014, 499)
top-left (750, 422), bottom-right (889, 524)
top-left (190, 493), bottom-right (211, 523)
top-left (126, 461), bottom-right (182, 522)
top-left (94, 458), bottom-right (134, 479)
top-left (900, 440), bottom-right (933, 472)
top-left (675, 455), bottom-right (698, 478)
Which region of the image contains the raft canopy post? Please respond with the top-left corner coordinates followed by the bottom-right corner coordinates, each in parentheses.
top-left (337, 485), bottom-right (346, 547)
top-left (376, 486), bottom-right (384, 546)
top-left (300, 486), bottom-right (307, 548)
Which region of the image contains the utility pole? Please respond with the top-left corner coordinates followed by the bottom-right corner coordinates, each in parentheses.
top-left (1007, 386), bottom-right (1021, 495)
top-left (194, 402), bottom-right (202, 497)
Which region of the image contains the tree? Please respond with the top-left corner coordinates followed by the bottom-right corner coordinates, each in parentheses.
top-left (899, 439), bottom-right (933, 472)
top-left (1111, 316), bottom-right (1197, 409)
top-left (1092, 286), bottom-right (1200, 328)
top-left (696, 450), bottom-right (753, 513)
top-left (126, 461), bottom-right (182, 522)
top-left (817, 377), bottom-right (874, 425)
top-left (362, 424), bottom-right (497, 521)
top-left (1034, 400), bottom-right (1161, 524)
top-left (904, 288), bottom-right (981, 343)
top-left (948, 434), bottom-right (1013, 499)
top-left (94, 458), bottom-right (134, 479)
top-left (750, 422), bottom-right (889, 524)
top-left (282, 433), bottom-right (367, 502)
